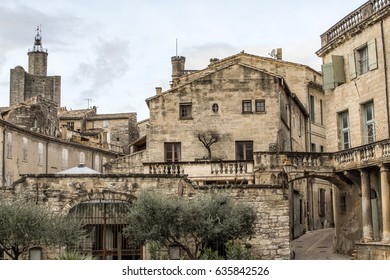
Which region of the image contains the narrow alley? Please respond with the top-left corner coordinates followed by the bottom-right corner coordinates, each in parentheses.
top-left (291, 228), bottom-right (352, 260)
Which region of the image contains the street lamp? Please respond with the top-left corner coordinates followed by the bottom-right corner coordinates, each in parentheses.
top-left (283, 159), bottom-right (293, 175)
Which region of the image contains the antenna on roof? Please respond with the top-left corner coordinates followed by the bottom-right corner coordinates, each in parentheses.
top-left (268, 49), bottom-right (277, 59)
top-left (85, 98), bottom-right (92, 108)
top-left (176, 38), bottom-right (178, 57)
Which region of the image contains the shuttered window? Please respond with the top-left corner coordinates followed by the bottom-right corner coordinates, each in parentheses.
top-left (348, 39), bottom-right (377, 80)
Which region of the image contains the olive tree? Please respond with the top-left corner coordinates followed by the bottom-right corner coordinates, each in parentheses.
top-left (0, 198), bottom-right (85, 260)
top-left (194, 129), bottom-right (221, 159)
top-left (124, 191), bottom-right (256, 259)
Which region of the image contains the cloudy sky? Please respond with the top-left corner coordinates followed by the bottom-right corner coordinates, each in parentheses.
top-left (0, 0), bottom-right (367, 120)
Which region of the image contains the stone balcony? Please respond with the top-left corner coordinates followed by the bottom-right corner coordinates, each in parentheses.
top-left (254, 139), bottom-right (390, 182)
top-left (333, 139), bottom-right (390, 171)
top-left (144, 160), bottom-right (254, 185)
top-left (319, 0), bottom-right (390, 48)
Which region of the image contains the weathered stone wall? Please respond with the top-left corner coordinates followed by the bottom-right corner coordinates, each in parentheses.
top-left (3, 96), bottom-right (59, 136)
top-left (6, 174), bottom-right (291, 260)
top-left (28, 51), bottom-right (48, 76)
top-left (10, 66), bottom-right (61, 107)
top-left (354, 243), bottom-right (390, 260)
top-left (9, 66), bottom-right (26, 107)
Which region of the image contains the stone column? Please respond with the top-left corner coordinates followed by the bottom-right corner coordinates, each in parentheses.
top-left (380, 164), bottom-right (390, 242)
top-left (361, 169), bottom-right (373, 242)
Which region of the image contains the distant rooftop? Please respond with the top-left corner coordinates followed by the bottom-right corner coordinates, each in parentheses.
top-left (57, 163), bottom-right (100, 174)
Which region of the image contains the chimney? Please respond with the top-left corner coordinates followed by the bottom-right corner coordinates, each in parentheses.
top-left (276, 48), bottom-right (282, 60)
top-left (155, 87), bottom-right (162, 95)
top-left (171, 56), bottom-right (186, 84)
top-left (209, 58), bottom-right (219, 65)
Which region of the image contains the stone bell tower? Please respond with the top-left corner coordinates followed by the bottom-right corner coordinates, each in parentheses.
top-left (9, 26), bottom-right (61, 107)
top-left (28, 26), bottom-right (48, 76)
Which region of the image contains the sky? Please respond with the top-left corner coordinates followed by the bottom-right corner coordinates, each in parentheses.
top-left (0, 0), bottom-right (368, 121)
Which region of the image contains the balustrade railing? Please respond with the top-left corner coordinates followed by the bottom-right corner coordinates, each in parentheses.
top-left (320, 0), bottom-right (390, 46)
top-left (255, 151), bottom-right (333, 169)
top-left (211, 161), bottom-right (249, 174)
top-left (148, 163), bottom-right (184, 175)
top-left (333, 139), bottom-right (390, 169)
top-left (145, 160), bottom-right (253, 177)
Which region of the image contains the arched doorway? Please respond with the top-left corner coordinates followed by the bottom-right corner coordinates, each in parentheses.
top-left (69, 199), bottom-right (142, 260)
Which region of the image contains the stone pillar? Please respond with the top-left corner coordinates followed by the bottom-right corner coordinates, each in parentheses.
top-left (361, 169), bottom-right (373, 242)
top-left (380, 165), bottom-right (390, 242)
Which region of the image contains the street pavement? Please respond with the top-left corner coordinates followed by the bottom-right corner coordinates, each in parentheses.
top-left (291, 228), bottom-right (352, 260)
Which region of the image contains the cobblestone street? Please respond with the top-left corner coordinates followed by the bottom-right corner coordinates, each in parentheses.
top-left (291, 228), bottom-right (352, 260)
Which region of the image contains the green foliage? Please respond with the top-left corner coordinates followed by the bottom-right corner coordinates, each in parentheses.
top-left (147, 241), bottom-right (162, 260)
top-left (124, 191), bottom-right (256, 260)
top-left (0, 198), bottom-right (85, 260)
top-left (225, 240), bottom-right (254, 260)
top-left (199, 241), bottom-right (254, 260)
top-left (199, 248), bottom-right (225, 260)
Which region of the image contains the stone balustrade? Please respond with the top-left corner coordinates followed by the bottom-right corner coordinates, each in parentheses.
top-left (255, 151), bottom-right (333, 170)
top-left (333, 139), bottom-right (390, 170)
top-left (144, 160), bottom-right (254, 183)
top-left (320, 0), bottom-right (389, 47)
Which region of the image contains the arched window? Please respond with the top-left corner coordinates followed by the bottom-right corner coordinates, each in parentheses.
top-left (38, 143), bottom-right (44, 165)
top-left (94, 155), bottom-right (100, 172)
top-left (6, 132), bottom-right (12, 158)
top-left (22, 138), bottom-right (28, 162)
top-left (79, 152), bottom-right (86, 165)
top-left (62, 149), bottom-right (68, 170)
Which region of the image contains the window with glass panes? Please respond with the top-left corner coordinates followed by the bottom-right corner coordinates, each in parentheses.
top-left (236, 141), bottom-right (253, 160)
top-left (363, 102), bottom-right (375, 144)
top-left (339, 111), bottom-right (351, 149)
top-left (242, 100), bottom-right (252, 113)
top-left (179, 103), bottom-right (192, 119)
top-left (255, 100), bottom-right (265, 112)
top-left (165, 143), bottom-right (181, 162)
top-left (358, 46), bottom-right (369, 75)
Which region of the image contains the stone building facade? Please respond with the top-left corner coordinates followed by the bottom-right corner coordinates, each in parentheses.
top-left (107, 51), bottom-right (334, 244)
top-left (314, 0), bottom-right (390, 258)
top-left (58, 107), bottom-right (139, 154)
top-left (0, 118), bottom-right (118, 187)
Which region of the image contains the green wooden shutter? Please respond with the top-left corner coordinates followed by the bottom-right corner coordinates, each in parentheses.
top-left (322, 63), bottom-right (335, 90)
top-left (368, 39), bottom-right (378, 70)
top-left (348, 52), bottom-right (357, 80)
top-left (332, 55), bottom-right (346, 84)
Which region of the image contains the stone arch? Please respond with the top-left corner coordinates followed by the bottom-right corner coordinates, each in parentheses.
top-left (61, 191), bottom-right (137, 215)
top-left (288, 173), bottom-right (352, 191)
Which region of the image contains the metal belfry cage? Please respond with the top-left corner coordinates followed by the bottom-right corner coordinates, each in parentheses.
top-left (69, 199), bottom-right (142, 260)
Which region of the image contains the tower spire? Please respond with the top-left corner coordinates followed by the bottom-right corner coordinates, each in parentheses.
top-left (31, 25), bottom-right (46, 53)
